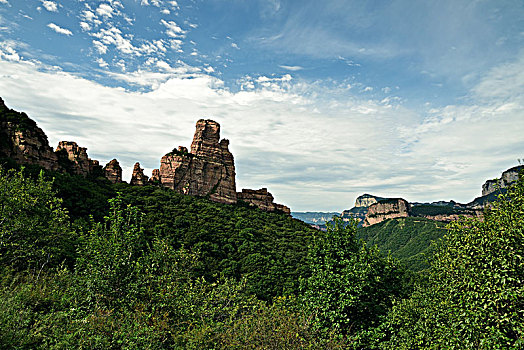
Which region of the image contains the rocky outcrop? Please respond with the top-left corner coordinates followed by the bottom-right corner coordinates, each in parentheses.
top-left (237, 188), bottom-right (291, 214)
top-left (363, 198), bottom-right (411, 227)
top-left (354, 194), bottom-right (383, 208)
top-left (55, 141), bottom-right (100, 176)
top-left (130, 162), bottom-right (148, 186)
top-left (0, 98), bottom-right (102, 176)
top-left (104, 159), bottom-right (122, 184)
top-left (482, 165), bottom-right (523, 196)
top-left (0, 98), bottom-right (61, 171)
top-left (341, 194), bottom-right (384, 225)
top-left (159, 120), bottom-right (237, 204)
top-left (149, 168), bottom-right (160, 184)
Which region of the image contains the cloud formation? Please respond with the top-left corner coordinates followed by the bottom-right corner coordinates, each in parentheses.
top-left (47, 23), bottom-right (73, 36)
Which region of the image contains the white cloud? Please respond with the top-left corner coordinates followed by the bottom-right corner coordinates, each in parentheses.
top-left (92, 40), bottom-right (108, 54)
top-left (47, 23), bottom-right (73, 36)
top-left (231, 42), bottom-right (239, 49)
top-left (0, 42), bottom-right (20, 61)
top-left (203, 66), bottom-right (214, 73)
top-left (80, 22), bottom-right (91, 31)
top-left (0, 0), bottom-right (8, 4)
top-left (279, 65), bottom-right (303, 71)
top-left (96, 3), bottom-right (114, 18)
top-left (161, 9), bottom-right (170, 15)
top-left (96, 57), bottom-right (108, 68)
top-left (0, 52), bottom-right (522, 211)
top-left (363, 86), bottom-right (373, 92)
top-left (41, 1), bottom-right (58, 12)
top-left (160, 19), bottom-right (185, 38)
top-left (91, 27), bottom-right (137, 55)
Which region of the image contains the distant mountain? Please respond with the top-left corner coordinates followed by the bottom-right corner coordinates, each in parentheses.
top-left (291, 212), bottom-right (340, 225)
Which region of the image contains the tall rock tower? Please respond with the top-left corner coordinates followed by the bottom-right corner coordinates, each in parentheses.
top-left (159, 119), bottom-right (237, 204)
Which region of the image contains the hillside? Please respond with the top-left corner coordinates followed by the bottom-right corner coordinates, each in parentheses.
top-left (356, 217), bottom-right (447, 271)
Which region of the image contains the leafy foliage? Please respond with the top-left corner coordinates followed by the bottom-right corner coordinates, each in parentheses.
top-left (357, 217), bottom-right (447, 271)
top-left (0, 167), bottom-right (74, 272)
top-left (380, 177), bottom-right (524, 349)
top-left (300, 218), bottom-right (408, 347)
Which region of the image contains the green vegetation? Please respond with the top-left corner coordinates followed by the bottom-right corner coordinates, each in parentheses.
top-left (1, 162), bottom-right (522, 348)
top-left (378, 176), bottom-right (524, 349)
top-left (357, 217), bottom-right (447, 271)
top-left (301, 218), bottom-right (408, 347)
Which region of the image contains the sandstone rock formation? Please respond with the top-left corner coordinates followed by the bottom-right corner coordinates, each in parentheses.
top-left (363, 198), bottom-right (411, 227)
top-left (237, 188), bottom-right (291, 214)
top-left (482, 165), bottom-right (523, 196)
top-left (149, 169), bottom-right (160, 184)
top-left (341, 194), bottom-right (384, 225)
top-left (159, 120), bottom-right (237, 204)
top-left (0, 98), bottom-right (101, 176)
top-left (104, 159), bottom-right (122, 184)
top-left (0, 98), bottom-right (61, 171)
top-left (55, 141), bottom-right (100, 176)
top-left (130, 162), bottom-right (149, 186)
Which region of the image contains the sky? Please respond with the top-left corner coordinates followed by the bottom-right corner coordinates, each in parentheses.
top-left (0, 0), bottom-right (523, 211)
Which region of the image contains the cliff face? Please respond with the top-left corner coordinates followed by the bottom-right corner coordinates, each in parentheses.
top-left (104, 159), bottom-right (122, 184)
top-left (482, 166), bottom-right (523, 196)
top-left (341, 194), bottom-right (384, 225)
top-left (130, 162), bottom-right (148, 186)
top-left (0, 98), bottom-right (102, 176)
top-left (159, 120), bottom-right (237, 204)
top-left (363, 198), bottom-right (411, 227)
top-left (0, 98), bottom-right (61, 171)
top-left (55, 141), bottom-right (100, 176)
top-left (237, 188), bottom-right (291, 214)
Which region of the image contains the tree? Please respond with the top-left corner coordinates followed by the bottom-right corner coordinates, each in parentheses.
top-left (300, 217), bottom-right (407, 346)
top-left (0, 167), bottom-right (73, 272)
top-left (382, 175), bottom-right (524, 349)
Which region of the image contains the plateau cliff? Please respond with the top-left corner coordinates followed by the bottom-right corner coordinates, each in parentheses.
top-left (363, 198), bottom-right (411, 227)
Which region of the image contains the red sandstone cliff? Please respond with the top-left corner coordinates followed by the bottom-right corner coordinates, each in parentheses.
top-left (104, 159), bottom-right (122, 184)
top-left (159, 119), bottom-right (237, 204)
top-left (237, 188), bottom-right (291, 214)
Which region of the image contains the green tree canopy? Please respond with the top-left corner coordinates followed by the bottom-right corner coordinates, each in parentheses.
top-left (381, 176), bottom-right (524, 349)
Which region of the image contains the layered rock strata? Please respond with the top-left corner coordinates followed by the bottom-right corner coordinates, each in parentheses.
top-left (237, 188), bottom-right (291, 214)
top-left (159, 120), bottom-right (237, 204)
top-left (482, 165), bottom-right (523, 196)
top-left (104, 159), bottom-right (122, 184)
top-left (363, 198), bottom-right (411, 227)
top-left (0, 98), bottom-right (102, 176)
top-left (55, 141), bottom-right (100, 176)
top-left (130, 162), bottom-right (149, 186)
top-left (0, 98), bottom-right (61, 171)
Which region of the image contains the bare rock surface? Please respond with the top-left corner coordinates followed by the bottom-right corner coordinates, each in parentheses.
top-left (237, 188), bottom-right (291, 214)
top-left (159, 120), bottom-right (237, 204)
top-left (363, 198), bottom-right (411, 227)
top-left (104, 159), bottom-right (122, 184)
top-left (130, 162), bottom-right (149, 186)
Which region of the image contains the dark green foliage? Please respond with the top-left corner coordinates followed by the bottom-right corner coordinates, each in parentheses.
top-left (411, 204), bottom-right (465, 216)
top-left (357, 217), bottom-right (447, 271)
top-left (0, 102), bottom-right (38, 133)
top-left (113, 185), bottom-right (316, 300)
top-left (380, 177), bottom-right (524, 349)
top-left (300, 218), bottom-right (408, 347)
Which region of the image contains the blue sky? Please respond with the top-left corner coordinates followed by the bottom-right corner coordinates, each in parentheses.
top-left (0, 0), bottom-right (523, 211)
